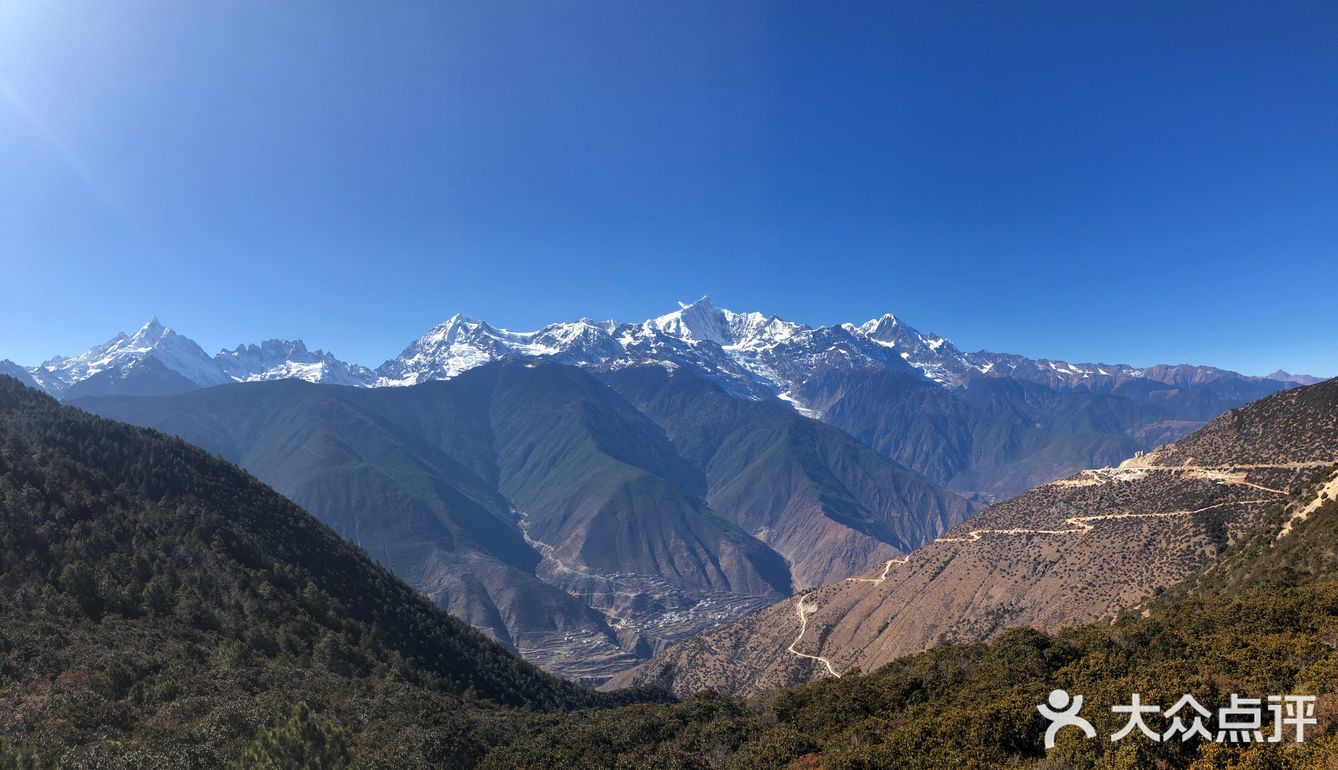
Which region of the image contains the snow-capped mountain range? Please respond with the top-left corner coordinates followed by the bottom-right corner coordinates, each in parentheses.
top-left (27, 317), bottom-right (232, 398)
top-left (13, 318), bottom-right (376, 399)
top-left (2, 297), bottom-right (1321, 403)
top-left (215, 339), bottom-right (374, 387)
top-left (374, 300), bottom-right (925, 405)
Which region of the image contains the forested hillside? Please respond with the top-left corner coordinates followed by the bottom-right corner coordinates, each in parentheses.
top-left (0, 376), bottom-right (617, 767)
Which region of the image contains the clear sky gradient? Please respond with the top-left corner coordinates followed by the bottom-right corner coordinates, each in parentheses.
top-left (2, 1), bottom-right (1335, 375)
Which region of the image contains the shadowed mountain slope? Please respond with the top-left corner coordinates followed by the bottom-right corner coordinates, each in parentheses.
top-left (81, 364), bottom-right (817, 681)
top-left (18, 303), bottom-right (1294, 509)
top-left (602, 365), bottom-right (976, 588)
top-left (80, 361), bottom-right (971, 683)
top-left (795, 367), bottom-right (1272, 499)
top-left (0, 375), bottom-right (615, 766)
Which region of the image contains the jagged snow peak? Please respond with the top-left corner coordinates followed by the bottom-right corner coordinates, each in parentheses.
top-left (10, 303), bottom-right (1315, 408)
top-left (22, 318), bottom-right (371, 397)
top-left (650, 295), bottom-right (803, 351)
top-left (373, 314), bottom-right (625, 387)
top-left (374, 297), bottom-right (929, 401)
top-left (29, 318), bottom-right (231, 396)
top-left (215, 339), bottom-right (375, 386)
top-left (853, 313), bottom-right (978, 386)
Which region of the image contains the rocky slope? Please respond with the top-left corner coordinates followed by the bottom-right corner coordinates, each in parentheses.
top-left (608, 377), bottom-right (1338, 697)
top-left (6, 368), bottom-right (1332, 769)
top-left (601, 365), bottom-right (975, 588)
top-left (502, 473), bottom-right (1338, 768)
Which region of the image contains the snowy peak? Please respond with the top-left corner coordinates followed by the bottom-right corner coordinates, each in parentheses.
top-left (134, 316), bottom-right (167, 343)
top-left (723, 312), bottom-right (806, 352)
top-left (375, 299), bottom-right (932, 405)
top-left (376, 314), bottom-right (521, 386)
top-left (375, 313), bottom-right (634, 387)
top-left (215, 339), bottom-right (374, 386)
top-left (650, 296), bottom-right (804, 351)
top-left (857, 313), bottom-right (900, 337)
top-left (422, 313), bottom-right (488, 345)
top-left (853, 313), bottom-right (975, 385)
top-left (8, 301), bottom-right (1320, 407)
top-left (120, 319), bottom-right (227, 387)
top-left (651, 295), bottom-right (736, 345)
top-left (28, 318), bottom-right (230, 396)
top-left (21, 319), bottom-right (375, 397)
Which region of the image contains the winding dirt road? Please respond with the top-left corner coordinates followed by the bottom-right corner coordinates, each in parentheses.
top-left (783, 461), bottom-right (1327, 677)
top-left (787, 598), bottom-right (842, 677)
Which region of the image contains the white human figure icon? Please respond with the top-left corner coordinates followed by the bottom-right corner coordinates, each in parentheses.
top-left (1038, 689), bottom-right (1097, 749)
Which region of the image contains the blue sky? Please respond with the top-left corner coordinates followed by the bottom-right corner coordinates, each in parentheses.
top-left (1, 1), bottom-right (1335, 375)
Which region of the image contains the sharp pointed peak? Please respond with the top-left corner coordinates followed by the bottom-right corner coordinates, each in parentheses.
top-left (440, 312), bottom-right (482, 326)
top-left (674, 294), bottom-right (717, 311)
top-left (416, 313), bottom-right (490, 344)
top-left (132, 315), bottom-right (173, 336)
top-left (857, 313), bottom-right (899, 334)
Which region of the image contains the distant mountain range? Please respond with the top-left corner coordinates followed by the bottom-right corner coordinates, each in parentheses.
top-left (5, 299), bottom-right (1322, 683)
top-left (9, 317), bottom-right (371, 399)
top-left (6, 297), bottom-right (1317, 501)
top-left (79, 362), bottom-right (973, 683)
top-left (7, 296), bottom-right (1319, 402)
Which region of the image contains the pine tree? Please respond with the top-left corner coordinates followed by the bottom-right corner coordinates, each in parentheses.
top-left (231, 703), bottom-right (351, 770)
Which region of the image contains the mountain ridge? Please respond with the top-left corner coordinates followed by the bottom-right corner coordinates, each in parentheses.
top-left (14, 301), bottom-right (1305, 499)
top-left (12, 297), bottom-right (1310, 406)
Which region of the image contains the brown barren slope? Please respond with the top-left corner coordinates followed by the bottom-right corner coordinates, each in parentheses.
top-left (607, 377), bottom-right (1338, 697)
